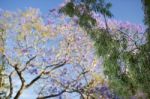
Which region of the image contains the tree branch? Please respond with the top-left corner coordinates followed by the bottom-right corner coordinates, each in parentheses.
top-left (37, 90), bottom-right (66, 99)
top-left (37, 70), bottom-right (89, 99)
top-left (25, 60), bottom-right (66, 89)
top-left (13, 64), bottom-right (26, 99)
top-left (21, 55), bottom-right (36, 72)
top-left (6, 72), bottom-right (13, 99)
top-left (25, 72), bottom-right (43, 89)
top-left (37, 89), bottom-right (85, 99)
top-left (5, 59), bottom-right (66, 99)
top-left (45, 60), bottom-right (66, 71)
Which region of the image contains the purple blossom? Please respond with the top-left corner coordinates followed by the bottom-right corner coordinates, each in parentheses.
top-left (106, 91), bottom-right (112, 98)
top-left (30, 68), bottom-right (38, 74)
top-left (76, 82), bottom-right (82, 89)
top-left (52, 87), bottom-right (57, 93)
top-left (95, 86), bottom-right (101, 92)
top-left (73, 16), bottom-right (79, 24)
top-left (22, 49), bottom-right (28, 53)
top-left (77, 36), bottom-right (82, 41)
top-left (47, 20), bottom-right (52, 24)
top-left (21, 18), bottom-right (26, 24)
top-left (93, 85), bottom-right (117, 98)
top-left (0, 24), bottom-right (5, 30)
top-left (114, 95), bottom-right (120, 99)
top-left (100, 86), bottom-right (108, 92)
top-left (89, 88), bottom-right (95, 93)
top-left (62, 68), bottom-right (67, 75)
top-left (42, 58), bottom-right (47, 62)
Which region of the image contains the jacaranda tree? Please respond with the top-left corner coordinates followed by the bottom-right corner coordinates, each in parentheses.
top-left (0, 8), bottom-right (108, 99)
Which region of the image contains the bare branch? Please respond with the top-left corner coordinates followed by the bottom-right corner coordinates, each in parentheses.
top-left (25, 72), bottom-right (43, 89)
top-left (37, 90), bottom-right (66, 99)
top-left (37, 85), bottom-right (47, 98)
top-left (78, 65), bottom-right (88, 85)
top-left (13, 64), bottom-right (26, 99)
top-left (37, 70), bottom-right (89, 99)
top-left (25, 60), bottom-right (66, 89)
top-left (26, 56), bottom-right (36, 66)
top-left (5, 58), bottom-right (66, 99)
top-left (50, 60), bottom-right (66, 71)
top-left (37, 88), bottom-right (85, 99)
top-left (21, 55), bottom-right (36, 72)
top-left (67, 89), bottom-right (85, 99)
top-left (44, 60), bottom-right (66, 70)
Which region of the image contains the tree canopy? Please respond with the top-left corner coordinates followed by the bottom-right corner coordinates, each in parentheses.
top-left (0, 0), bottom-right (149, 99)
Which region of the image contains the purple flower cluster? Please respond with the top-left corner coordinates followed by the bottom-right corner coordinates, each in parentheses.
top-left (62, 68), bottom-right (67, 75)
top-left (22, 49), bottom-right (28, 53)
top-left (89, 85), bottom-right (119, 99)
top-left (29, 68), bottom-right (38, 74)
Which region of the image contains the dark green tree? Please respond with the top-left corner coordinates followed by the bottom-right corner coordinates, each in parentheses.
top-left (142, 0), bottom-right (150, 27)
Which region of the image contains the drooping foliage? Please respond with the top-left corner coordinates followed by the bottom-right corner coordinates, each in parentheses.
top-left (60, 0), bottom-right (149, 98)
top-left (59, 0), bottom-right (112, 29)
top-left (88, 16), bottom-right (146, 98)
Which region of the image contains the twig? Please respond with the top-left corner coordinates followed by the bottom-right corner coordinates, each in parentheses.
top-left (21, 55), bottom-right (36, 72)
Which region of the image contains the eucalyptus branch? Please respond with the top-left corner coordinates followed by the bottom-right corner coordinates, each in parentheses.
top-left (103, 14), bottom-right (109, 34)
top-left (117, 29), bottom-right (140, 50)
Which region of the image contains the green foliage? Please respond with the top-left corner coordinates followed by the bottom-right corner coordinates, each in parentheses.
top-left (128, 44), bottom-right (150, 97)
top-left (134, 0), bottom-right (150, 97)
top-left (59, 2), bottom-right (75, 17)
top-left (90, 29), bottom-right (138, 98)
top-left (142, 0), bottom-right (150, 26)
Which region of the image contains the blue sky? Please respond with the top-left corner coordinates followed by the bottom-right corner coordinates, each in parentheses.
top-left (110, 0), bottom-right (144, 26)
top-left (0, 0), bottom-right (64, 14)
top-left (0, 0), bottom-right (145, 26)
